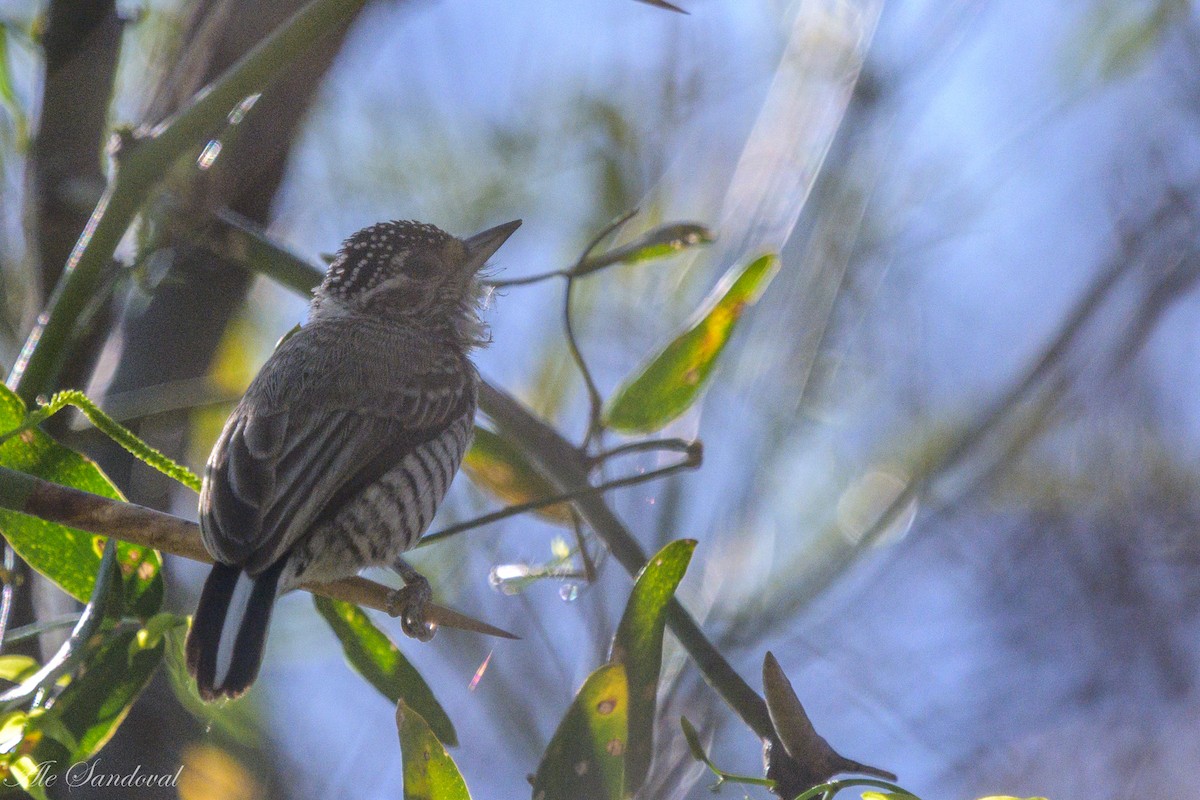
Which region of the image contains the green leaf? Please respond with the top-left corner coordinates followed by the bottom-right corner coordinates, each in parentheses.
top-left (27, 619), bottom-right (168, 762)
top-left (462, 427), bottom-right (572, 525)
top-left (8, 753), bottom-right (53, 800)
top-left (0, 385), bottom-right (162, 617)
top-left (0, 26), bottom-right (27, 145)
top-left (604, 253), bottom-right (780, 433)
top-left (396, 698), bottom-right (472, 800)
top-left (610, 539), bottom-right (695, 795)
top-left (0, 656), bottom-right (38, 685)
top-left (679, 716), bottom-right (708, 764)
top-left (861, 793), bottom-right (920, 800)
top-left (575, 223), bottom-right (713, 277)
top-left (531, 662), bottom-right (628, 800)
top-left (313, 596), bottom-right (456, 746)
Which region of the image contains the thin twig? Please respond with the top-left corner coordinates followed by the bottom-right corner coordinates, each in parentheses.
top-left (484, 269), bottom-right (569, 289)
top-left (569, 509), bottom-right (597, 584)
top-left (562, 209), bottom-right (637, 448)
top-left (3, 614), bottom-right (85, 646)
top-left (420, 448), bottom-right (702, 546)
top-left (562, 274), bottom-right (605, 448)
top-left (589, 437), bottom-right (698, 465)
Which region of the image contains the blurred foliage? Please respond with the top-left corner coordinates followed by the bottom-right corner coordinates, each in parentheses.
top-left (1069, 0), bottom-right (1189, 80)
top-left (462, 427), bottom-right (574, 525)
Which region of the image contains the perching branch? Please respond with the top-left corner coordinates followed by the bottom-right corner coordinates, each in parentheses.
top-left (0, 466), bottom-right (514, 639)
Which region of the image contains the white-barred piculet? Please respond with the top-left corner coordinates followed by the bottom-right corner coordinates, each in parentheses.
top-left (186, 218), bottom-right (521, 700)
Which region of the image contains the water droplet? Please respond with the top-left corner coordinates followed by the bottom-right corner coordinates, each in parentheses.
top-left (488, 563), bottom-right (532, 595)
top-left (197, 139), bottom-right (222, 170)
top-left (228, 93), bottom-right (261, 125)
top-left (559, 583), bottom-right (580, 602)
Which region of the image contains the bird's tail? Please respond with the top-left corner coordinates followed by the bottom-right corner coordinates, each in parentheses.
top-left (186, 560), bottom-right (285, 701)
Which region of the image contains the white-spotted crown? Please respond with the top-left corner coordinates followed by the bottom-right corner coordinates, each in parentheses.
top-left (319, 220), bottom-right (456, 301)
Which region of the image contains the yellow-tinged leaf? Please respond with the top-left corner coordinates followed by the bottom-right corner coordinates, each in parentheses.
top-left (532, 663), bottom-right (628, 800)
top-left (605, 253), bottom-right (779, 433)
top-left (463, 427), bottom-right (572, 524)
top-left (0, 657), bottom-right (37, 685)
top-left (396, 699), bottom-right (472, 800)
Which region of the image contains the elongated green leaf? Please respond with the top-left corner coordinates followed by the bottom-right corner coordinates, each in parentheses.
top-left (0, 385), bottom-right (162, 617)
top-left (396, 699), bottom-right (471, 800)
top-left (610, 539), bottom-right (695, 795)
top-left (679, 716), bottom-right (708, 764)
top-left (462, 427), bottom-right (571, 525)
top-left (575, 223), bottom-right (713, 277)
top-left (26, 617), bottom-right (175, 763)
top-left (531, 662), bottom-right (628, 800)
top-left (604, 253), bottom-right (780, 433)
top-left (314, 596), bottom-right (456, 746)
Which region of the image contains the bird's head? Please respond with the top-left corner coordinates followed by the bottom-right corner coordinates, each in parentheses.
top-left (311, 219), bottom-right (521, 346)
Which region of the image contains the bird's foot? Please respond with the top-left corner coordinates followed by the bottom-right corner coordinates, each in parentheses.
top-left (387, 564), bottom-right (437, 641)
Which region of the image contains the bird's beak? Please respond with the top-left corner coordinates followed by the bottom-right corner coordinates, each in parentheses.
top-left (463, 219), bottom-right (522, 273)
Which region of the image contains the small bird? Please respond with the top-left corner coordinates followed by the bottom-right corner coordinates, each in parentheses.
top-left (186, 218), bottom-right (521, 700)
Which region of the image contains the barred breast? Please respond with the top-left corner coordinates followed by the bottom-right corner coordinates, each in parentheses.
top-left (279, 412), bottom-right (475, 589)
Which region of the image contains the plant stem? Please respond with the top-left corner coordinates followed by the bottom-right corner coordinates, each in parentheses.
top-left (6, 0), bottom-right (369, 402)
top-left (0, 465), bottom-right (495, 633)
top-left (420, 445), bottom-right (701, 546)
top-left (478, 382), bottom-right (777, 740)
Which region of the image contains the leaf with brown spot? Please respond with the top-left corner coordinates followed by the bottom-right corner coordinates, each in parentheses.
top-left (531, 663), bottom-right (628, 800)
top-left (396, 698), bottom-right (472, 800)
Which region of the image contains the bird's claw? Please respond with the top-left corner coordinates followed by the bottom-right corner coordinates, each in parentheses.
top-left (387, 576), bottom-right (437, 641)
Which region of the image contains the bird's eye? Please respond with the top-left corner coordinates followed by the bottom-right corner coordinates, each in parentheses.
top-left (403, 256), bottom-right (438, 279)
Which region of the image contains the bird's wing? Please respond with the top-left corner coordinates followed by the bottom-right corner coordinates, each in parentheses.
top-left (199, 361), bottom-right (473, 575)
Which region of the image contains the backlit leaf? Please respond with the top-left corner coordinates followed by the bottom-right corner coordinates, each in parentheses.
top-left (531, 663), bottom-right (628, 800)
top-left (0, 385), bottom-right (162, 617)
top-left (26, 618), bottom-right (175, 763)
top-left (610, 539), bottom-right (695, 795)
top-left (575, 223), bottom-right (712, 277)
top-left (605, 253), bottom-right (779, 433)
top-left (396, 698), bottom-right (472, 800)
top-left (462, 427), bottom-right (572, 525)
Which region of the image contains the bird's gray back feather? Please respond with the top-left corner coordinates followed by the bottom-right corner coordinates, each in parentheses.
top-left (198, 316), bottom-right (477, 575)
